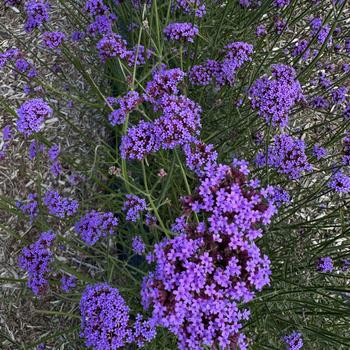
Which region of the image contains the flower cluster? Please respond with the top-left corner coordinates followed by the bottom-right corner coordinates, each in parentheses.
top-left (16, 193), bottom-right (39, 222)
top-left (97, 33), bottom-right (128, 61)
top-left (328, 172), bottom-right (350, 193)
top-left (18, 231), bottom-right (56, 295)
top-left (142, 160), bottom-right (277, 350)
top-left (189, 42), bottom-right (253, 86)
top-left (43, 190), bottom-right (79, 218)
top-left (175, 0), bottom-right (206, 17)
top-left (109, 91), bottom-right (143, 126)
top-left (342, 132), bottom-right (350, 165)
top-left (24, 0), bottom-right (50, 32)
top-left (283, 331), bottom-right (303, 350)
top-left (75, 210), bottom-right (118, 245)
top-left (42, 31), bottom-right (66, 49)
top-left (16, 99), bottom-right (52, 137)
top-left (132, 236), bottom-right (146, 255)
top-left (80, 283), bottom-right (156, 349)
top-left (164, 22), bottom-right (199, 43)
top-left (122, 194), bottom-right (147, 222)
top-left (256, 134), bottom-right (312, 180)
top-left (61, 275), bottom-right (77, 292)
top-left (317, 256), bottom-right (333, 273)
top-left (249, 64), bottom-right (304, 127)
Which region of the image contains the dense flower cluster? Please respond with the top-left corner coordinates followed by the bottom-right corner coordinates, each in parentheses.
top-left (109, 91), bottom-right (143, 126)
top-left (249, 64), bottom-right (304, 127)
top-left (328, 172), bottom-right (350, 193)
top-left (283, 331), bottom-right (303, 350)
top-left (182, 140), bottom-right (218, 176)
top-left (43, 190), bottom-right (79, 218)
top-left (24, 0), bottom-right (50, 32)
top-left (340, 132), bottom-right (350, 166)
top-left (189, 42), bottom-right (253, 86)
top-left (122, 194), bottom-right (147, 222)
top-left (16, 98), bottom-right (52, 137)
top-left (132, 236), bottom-right (146, 255)
top-left (256, 134), bottom-right (312, 179)
top-left (18, 231), bottom-right (55, 295)
top-left (175, 0), bottom-right (206, 17)
top-left (75, 210), bottom-right (118, 245)
top-left (80, 283), bottom-right (156, 349)
top-left (42, 31), bottom-right (66, 49)
top-left (61, 275), bottom-right (77, 292)
top-left (142, 160), bottom-right (277, 350)
top-left (313, 144), bottom-right (328, 160)
top-left (164, 22), bottom-right (199, 43)
top-left (317, 256), bottom-right (333, 273)
top-left (97, 33), bottom-right (128, 61)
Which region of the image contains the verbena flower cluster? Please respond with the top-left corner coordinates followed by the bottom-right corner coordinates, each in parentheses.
top-left (43, 190), bottom-right (79, 218)
top-left (141, 159), bottom-right (277, 350)
top-left (164, 22), bottom-right (199, 43)
top-left (283, 331), bottom-right (303, 350)
top-left (80, 283), bottom-right (156, 349)
top-left (122, 194), bottom-right (147, 222)
top-left (18, 231), bottom-right (55, 295)
top-left (75, 210), bottom-right (118, 245)
top-left (249, 64), bottom-right (304, 127)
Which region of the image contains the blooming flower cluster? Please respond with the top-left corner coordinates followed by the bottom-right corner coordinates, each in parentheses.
top-left (61, 275), bottom-right (77, 292)
top-left (80, 283), bottom-right (156, 349)
top-left (122, 194), bottom-right (147, 222)
top-left (317, 256), bottom-right (334, 273)
top-left (283, 331), bottom-right (303, 350)
top-left (132, 236), bottom-right (146, 255)
top-left (142, 159), bottom-right (277, 350)
top-left (109, 91), bottom-right (143, 126)
top-left (328, 172), bottom-right (350, 193)
top-left (42, 31), bottom-right (66, 49)
top-left (24, 0), bottom-right (50, 32)
top-left (256, 134), bottom-right (312, 180)
top-left (249, 64), bottom-right (304, 127)
top-left (175, 0), bottom-right (206, 17)
top-left (164, 22), bottom-right (199, 43)
top-left (342, 132), bottom-right (350, 165)
top-left (16, 98), bottom-right (52, 137)
top-left (75, 210), bottom-right (118, 245)
top-left (43, 190), bottom-right (79, 218)
top-left (18, 231), bottom-right (56, 295)
top-left (189, 42), bottom-right (253, 86)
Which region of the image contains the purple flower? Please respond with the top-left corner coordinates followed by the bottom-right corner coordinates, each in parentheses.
top-left (283, 331), bottom-right (303, 350)
top-left (344, 103), bottom-right (350, 119)
top-left (256, 24), bottom-right (267, 37)
top-left (42, 31), bottom-right (66, 49)
top-left (120, 120), bottom-right (160, 160)
top-left (189, 59), bottom-right (222, 86)
top-left (75, 210), bottom-right (118, 245)
top-left (132, 314), bottom-right (157, 347)
top-left (16, 98), bottom-right (52, 137)
top-left (122, 194), bottom-right (147, 222)
top-left (182, 140), bottom-right (218, 176)
top-left (28, 139), bottom-right (44, 160)
top-left (142, 160), bottom-right (276, 350)
top-left (331, 86), bottom-right (348, 105)
top-left (249, 64), bottom-right (304, 127)
top-left (48, 144), bottom-right (60, 161)
top-left (310, 95), bottom-right (329, 109)
top-left (109, 91), bottom-right (143, 126)
top-left (313, 144), bottom-right (327, 160)
top-left (87, 15), bottom-right (114, 36)
top-left (154, 94), bottom-right (202, 149)
top-left (342, 132), bottom-right (350, 165)
top-left (132, 236), bottom-right (146, 255)
top-left (96, 33), bottom-right (128, 61)
top-left (317, 256), bottom-right (333, 273)
top-left (291, 39), bottom-right (310, 60)
top-left (71, 31), bottom-right (85, 42)
top-left (18, 231), bottom-right (55, 295)
top-left (80, 283), bottom-right (133, 349)
top-left (85, 0), bottom-right (108, 16)
top-left (24, 0), bottom-right (50, 32)
top-left (43, 190), bottom-right (79, 218)
top-left (257, 134), bottom-right (312, 180)
top-left (16, 193), bottom-right (39, 222)
top-left (164, 22), bottom-right (199, 43)
top-left (274, 0), bottom-right (290, 7)
top-left (124, 44), bottom-right (153, 67)
top-left (328, 172), bottom-right (350, 193)
top-left (61, 275), bottom-right (77, 292)
top-left (2, 125), bottom-right (12, 142)
top-left (175, 0), bottom-right (206, 17)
